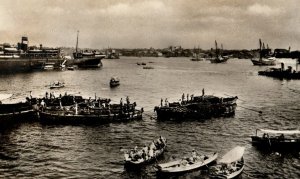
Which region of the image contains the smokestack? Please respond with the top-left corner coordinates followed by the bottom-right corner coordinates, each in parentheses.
top-left (21, 36), bottom-right (28, 51)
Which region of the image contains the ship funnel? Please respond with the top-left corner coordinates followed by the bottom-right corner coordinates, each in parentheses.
top-left (21, 36), bottom-right (28, 51)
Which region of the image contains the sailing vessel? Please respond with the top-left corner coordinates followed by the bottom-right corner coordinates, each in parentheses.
top-left (251, 39), bottom-right (276, 66)
top-left (71, 31), bottom-right (105, 68)
top-left (190, 46), bottom-right (204, 61)
top-left (209, 41), bottom-right (229, 63)
top-left (209, 146), bottom-right (245, 179)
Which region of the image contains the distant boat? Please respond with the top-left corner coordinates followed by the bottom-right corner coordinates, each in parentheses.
top-left (143, 66), bottom-right (154, 69)
top-left (251, 39), bottom-right (276, 66)
top-left (190, 47), bottom-right (204, 61)
top-left (49, 81), bottom-right (65, 89)
top-left (209, 146), bottom-right (245, 179)
top-left (110, 77), bottom-right (120, 87)
top-left (251, 129), bottom-right (300, 151)
top-left (209, 41), bottom-right (229, 63)
top-left (157, 152), bottom-right (218, 173)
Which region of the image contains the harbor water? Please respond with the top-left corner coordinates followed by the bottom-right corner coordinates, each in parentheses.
top-left (0, 57), bottom-right (300, 178)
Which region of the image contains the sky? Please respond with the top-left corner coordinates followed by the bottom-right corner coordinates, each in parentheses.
top-left (0, 0), bottom-right (299, 50)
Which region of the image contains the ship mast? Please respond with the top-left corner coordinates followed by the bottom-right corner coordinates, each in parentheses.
top-left (75, 30), bottom-right (79, 55)
top-left (259, 39), bottom-right (262, 62)
top-left (215, 40), bottom-right (218, 58)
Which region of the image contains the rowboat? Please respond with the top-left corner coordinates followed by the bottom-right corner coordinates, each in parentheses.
top-left (49, 81), bottom-right (65, 89)
top-left (124, 136), bottom-right (167, 167)
top-left (251, 129), bottom-right (300, 151)
top-left (157, 152), bottom-right (218, 173)
top-left (110, 77), bottom-right (120, 87)
top-left (209, 146), bottom-right (245, 179)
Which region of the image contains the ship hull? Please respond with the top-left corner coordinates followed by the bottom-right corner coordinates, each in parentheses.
top-left (71, 56), bottom-right (104, 68)
top-left (251, 58), bottom-right (276, 66)
top-left (0, 58), bottom-right (64, 73)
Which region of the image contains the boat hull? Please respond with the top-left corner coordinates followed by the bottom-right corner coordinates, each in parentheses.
top-left (0, 102), bottom-right (37, 129)
top-left (210, 57), bottom-right (228, 63)
top-left (71, 56), bottom-right (104, 68)
top-left (0, 58), bottom-right (64, 73)
top-left (39, 110), bottom-right (143, 125)
top-left (154, 102), bottom-right (237, 120)
top-left (251, 58), bottom-right (276, 66)
top-left (158, 153), bottom-right (218, 173)
top-left (258, 70), bottom-right (300, 79)
top-left (251, 136), bottom-right (300, 151)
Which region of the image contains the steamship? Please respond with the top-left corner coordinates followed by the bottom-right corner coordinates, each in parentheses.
top-left (71, 31), bottom-right (105, 68)
top-left (0, 36), bottom-right (64, 73)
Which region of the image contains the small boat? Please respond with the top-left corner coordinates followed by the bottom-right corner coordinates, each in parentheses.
top-left (143, 66), bottom-right (154, 69)
top-left (251, 129), bottom-right (300, 151)
top-left (110, 77), bottom-right (120, 87)
top-left (124, 136), bottom-right (167, 167)
top-left (209, 146), bottom-right (245, 179)
top-left (157, 152), bottom-right (218, 173)
top-left (49, 81), bottom-right (65, 89)
top-left (251, 39), bottom-right (276, 66)
top-left (209, 41), bottom-right (229, 63)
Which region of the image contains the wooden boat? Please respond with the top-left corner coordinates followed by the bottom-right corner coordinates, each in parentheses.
top-left (190, 48), bottom-right (204, 61)
top-left (110, 77), bottom-right (120, 87)
top-left (49, 81), bottom-right (65, 89)
top-left (209, 41), bottom-right (229, 63)
top-left (39, 98), bottom-right (143, 125)
top-left (157, 152), bottom-right (218, 173)
top-left (143, 66), bottom-right (154, 69)
top-left (251, 129), bottom-right (300, 151)
top-left (251, 39), bottom-right (276, 66)
top-left (258, 63), bottom-right (300, 79)
top-left (124, 136), bottom-right (167, 167)
top-left (154, 94), bottom-right (238, 120)
top-left (0, 101), bottom-right (36, 129)
top-left (209, 146), bottom-right (245, 179)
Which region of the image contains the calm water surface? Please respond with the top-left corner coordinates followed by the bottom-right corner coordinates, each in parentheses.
top-left (0, 57), bottom-right (300, 178)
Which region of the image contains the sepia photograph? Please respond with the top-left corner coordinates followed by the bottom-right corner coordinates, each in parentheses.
top-left (0, 0), bottom-right (299, 178)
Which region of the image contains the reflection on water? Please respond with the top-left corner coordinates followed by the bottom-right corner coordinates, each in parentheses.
top-left (0, 57), bottom-right (300, 178)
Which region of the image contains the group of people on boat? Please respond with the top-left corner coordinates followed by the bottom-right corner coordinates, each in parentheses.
top-left (126, 136), bottom-right (166, 162)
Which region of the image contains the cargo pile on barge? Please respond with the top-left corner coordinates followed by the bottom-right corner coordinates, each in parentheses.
top-left (154, 91), bottom-right (238, 120)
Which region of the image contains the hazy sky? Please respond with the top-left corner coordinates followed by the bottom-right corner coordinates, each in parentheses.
top-left (0, 0), bottom-right (299, 50)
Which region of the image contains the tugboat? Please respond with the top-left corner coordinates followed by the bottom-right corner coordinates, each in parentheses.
top-left (154, 91), bottom-right (238, 120)
top-left (258, 62), bottom-right (300, 79)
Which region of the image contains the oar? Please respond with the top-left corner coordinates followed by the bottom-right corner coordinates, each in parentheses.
top-left (224, 94), bottom-right (246, 102)
top-left (239, 106), bottom-right (262, 114)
